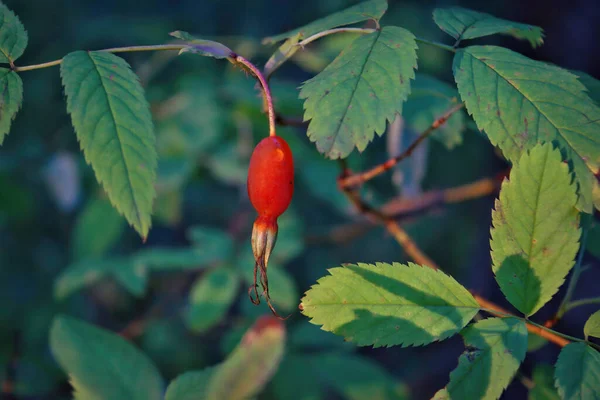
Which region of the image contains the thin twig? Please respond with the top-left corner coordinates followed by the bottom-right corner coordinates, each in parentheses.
top-left (234, 55), bottom-right (277, 137)
top-left (13, 44), bottom-right (187, 72)
top-left (338, 103), bottom-right (464, 188)
top-left (298, 27), bottom-right (376, 47)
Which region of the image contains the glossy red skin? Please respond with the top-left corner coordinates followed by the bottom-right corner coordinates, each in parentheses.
top-left (247, 136), bottom-right (294, 219)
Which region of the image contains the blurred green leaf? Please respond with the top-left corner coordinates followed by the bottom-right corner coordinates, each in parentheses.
top-left (264, 35), bottom-right (301, 77)
top-left (491, 144), bottom-right (580, 316)
top-left (271, 208), bottom-right (304, 263)
top-left (170, 31), bottom-right (234, 59)
top-left (186, 268), bottom-right (240, 333)
top-left (584, 310), bottom-right (600, 340)
top-left (205, 142), bottom-right (247, 186)
top-left (453, 45), bottom-right (600, 212)
top-left (529, 364), bottom-right (560, 400)
top-left (527, 334), bottom-right (548, 353)
top-left (156, 158), bottom-right (194, 192)
top-left (586, 220), bottom-right (600, 259)
top-left (301, 262), bottom-right (480, 347)
top-left (61, 51), bottom-right (157, 238)
top-left (165, 367), bottom-right (216, 400)
top-left (0, 68), bottom-right (23, 145)
top-left (187, 226), bottom-right (234, 258)
top-left (445, 317), bottom-right (527, 400)
top-left (50, 315), bottom-right (163, 400)
top-left (206, 316), bottom-right (285, 399)
top-left (555, 342), bottom-right (600, 400)
top-left (289, 320), bottom-right (352, 351)
top-left (404, 74), bottom-right (465, 149)
top-left (433, 7), bottom-right (544, 47)
top-left (263, 0), bottom-right (387, 44)
top-left (71, 196), bottom-right (124, 261)
top-left (271, 354), bottom-right (323, 400)
top-left (54, 257), bottom-right (147, 299)
top-left (154, 189), bottom-right (183, 225)
top-left (300, 26), bottom-right (417, 159)
top-left (0, 2), bottom-right (28, 63)
top-left (313, 353), bottom-right (408, 400)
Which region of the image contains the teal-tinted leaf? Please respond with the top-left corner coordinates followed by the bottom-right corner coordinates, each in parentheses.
top-left (555, 342), bottom-right (600, 400)
top-left (0, 3), bottom-right (28, 63)
top-left (271, 355), bottom-right (323, 400)
top-left (206, 316), bottom-right (286, 399)
top-left (205, 142), bottom-right (247, 185)
top-left (170, 31), bottom-right (233, 60)
top-left (61, 51), bottom-right (157, 238)
top-left (403, 74), bottom-right (465, 149)
top-left (575, 71), bottom-right (600, 105)
top-left (490, 144), bottom-right (580, 316)
top-left (313, 353), bottom-right (408, 400)
top-left (0, 68), bottom-right (22, 144)
top-left (433, 7), bottom-right (544, 47)
top-left (289, 321), bottom-right (352, 351)
top-left (54, 257), bottom-right (147, 299)
top-left (188, 225), bottom-right (234, 258)
top-left (584, 310), bottom-right (600, 340)
top-left (185, 268), bottom-right (240, 333)
top-left (71, 196), bottom-right (124, 261)
top-left (300, 26), bottom-right (417, 159)
top-left (587, 220), bottom-right (600, 259)
top-left (263, 0), bottom-right (387, 44)
top-left (50, 315), bottom-right (163, 400)
top-left (301, 262), bottom-right (480, 347)
top-left (445, 317), bottom-right (528, 400)
top-left (453, 46), bottom-right (600, 212)
top-left (165, 367), bottom-right (216, 400)
top-left (529, 364), bottom-right (560, 400)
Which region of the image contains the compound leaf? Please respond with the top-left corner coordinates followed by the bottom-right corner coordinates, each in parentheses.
top-left (0, 2), bottom-right (28, 63)
top-left (454, 45), bottom-right (600, 212)
top-left (0, 68), bottom-right (22, 144)
top-left (263, 0), bottom-right (387, 44)
top-left (61, 51), bottom-right (157, 239)
top-left (300, 26), bottom-right (417, 159)
top-left (50, 315), bottom-right (163, 400)
top-left (300, 262), bottom-right (480, 347)
top-left (490, 144), bottom-right (580, 316)
top-left (433, 7), bottom-right (544, 47)
top-left (555, 342), bottom-right (600, 400)
top-left (445, 317), bottom-right (528, 400)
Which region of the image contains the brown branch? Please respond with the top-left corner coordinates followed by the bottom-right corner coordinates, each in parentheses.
top-left (339, 103), bottom-right (465, 188)
top-left (337, 164), bottom-right (569, 348)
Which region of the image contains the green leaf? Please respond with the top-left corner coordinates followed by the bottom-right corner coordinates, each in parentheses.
top-left (61, 51), bottom-right (157, 239)
top-left (529, 364), bottom-right (560, 400)
top-left (206, 316), bottom-right (286, 399)
top-left (50, 315), bottom-right (163, 400)
top-left (445, 317), bottom-right (528, 400)
top-left (490, 144), bottom-right (580, 316)
top-left (312, 353), bottom-right (408, 400)
top-left (271, 355), bottom-right (323, 400)
top-left (527, 334), bottom-right (548, 353)
top-left (134, 247), bottom-right (227, 271)
top-left (71, 196), bottom-right (124, 261)
top-left (584, 310), bottom-right (600, 340)
top-left (300, 26), bottom-right (417, 159)
top-left (165, 367), bottom-right (216, 400)
top-left (54, 258), bottom-right (147, 299)
top-left (170, 31), bottom-right (233, 60)
top-left (300, 262), bottom-right (480, 347)
top-left (453, 45), bottom-right (600, 213)
top-left (0, 3), bottom-right (28, 63)
top-left (433, 7), bottom-right (544, 47)
top-left (186, 268), bottom-right (240, 333)
top-left (555, 342), bottom-right (600, 400)
top-left (264, 35), bottom-right (301, 78)
top-left (263, 0), bottom-right (388, 44)
top-left (404, 74), bottom-right (465, 149)
top-left (575, 71), bottom-right (600, 105)
top-left (0, 68), bottom-right (22, 145)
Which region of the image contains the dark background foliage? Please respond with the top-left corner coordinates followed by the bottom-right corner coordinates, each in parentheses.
top-left (1, 0), bottom-right (599, 399)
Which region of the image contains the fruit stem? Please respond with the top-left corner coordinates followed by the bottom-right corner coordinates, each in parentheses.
top-left (234, 55), bottom-right (277, 137)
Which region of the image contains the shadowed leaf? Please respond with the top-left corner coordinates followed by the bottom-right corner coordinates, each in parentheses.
top-left (555, 342), bottom-right (600, 400)
top-left (0, 68), bottom-right (22, 144)
top-left (0, 2), bottom-right (28, 63)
